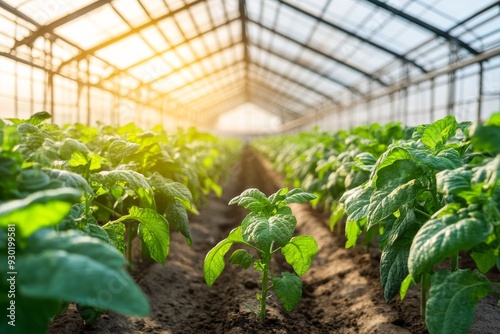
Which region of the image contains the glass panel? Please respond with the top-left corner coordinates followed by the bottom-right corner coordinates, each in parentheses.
top-left (56, 6), bottom-right (129, 49)
top-left (95, 34), bottom-right (155, 69)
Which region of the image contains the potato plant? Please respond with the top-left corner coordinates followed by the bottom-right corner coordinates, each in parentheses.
top-left (204, 187), bottom-right (318, 322)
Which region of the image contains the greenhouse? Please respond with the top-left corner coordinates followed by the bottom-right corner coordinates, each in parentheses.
top-left (1, 1), bottom-right (500, 333)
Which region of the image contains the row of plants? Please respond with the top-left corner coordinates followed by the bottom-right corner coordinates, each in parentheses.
top-left (0, 112), bottom-right (241, 333)
top-left (254, 114), bottom-right (500, 334)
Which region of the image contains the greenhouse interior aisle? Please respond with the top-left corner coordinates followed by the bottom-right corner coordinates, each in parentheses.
top-left (1, 1), bottom-right (500, 334)
top-left (45, 148), bottom-right (500, 334)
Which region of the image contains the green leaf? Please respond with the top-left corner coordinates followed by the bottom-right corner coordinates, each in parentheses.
top-left (229, 188), bottom-right (269, 212)
top-left (43, 168), bottom-right (94, 194)
top-left (370, 147), bottom-right (412, 186)
top-left (229, 249), bottom-right (255, 269)
top-left (409, 217), bottom-right (492, 278)
top-left (421, 115), bottom-right (458, 151)
top-left (340, 185), bottom-right (373, 222)
top-left (68, 151), bottom-right (88, 167)
top-left (281, 236), bottom-right (318, 276)
top-left (128, 206), bottom-right (170, 265)
top-left (376, 159), bottom-right (421, 188)
top-left (27, 111), bottom-right (52, 125)
top-left (470, 123), bottom-right (500, 153)
top-left (380, 222), bottom-right (419, 301)
top-left (148, 172), bottom-right (193, 205)
top-left (97, 170), bottom-right (155, 209)
top-left (0, 295), bottom-right (60, 334)
top-left (368, 179), bottom-right (422, 229)
top-left (436, 168), bottom-right (472, 196)
top-left (426, 269), bottom-right (491, 334)
top-left (204, 227), bottom-right (243, 286)
top-left (399, 275), bottom-right (414, 300)
top-left (0, 188), bottom-right (81, 238)
top-left (102, 221), bottom-right (126, 254)
top-left (107, 140), bottom-right (141, 165)
top-left (471, 250), bottom-right (497, 273)
top-left (58, 138), bottom-right (90, 160)
top-left (271, 272), bottom-right (303, 312)
top-left (165, 199), bottom-right (192, 246)
top-left (345, 220), bottom-right (363, 248)
top-left (17, 230), bottom-right (149, 316)
top-left (283, 188), bottom-right (317, 204)
top-left (268, 213), bottom-right (297, 247)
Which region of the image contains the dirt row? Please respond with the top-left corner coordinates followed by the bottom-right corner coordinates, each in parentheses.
top-left (49, 148), bottom-right (499, 333)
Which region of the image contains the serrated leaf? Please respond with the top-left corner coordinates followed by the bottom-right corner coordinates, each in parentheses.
top-left (204, 227), bottom-right (243, 286)
top-left (368, 179), bottom-right (422, 229)
top-left (241, 212), bottom-right (271, 249)
top-left (421, 115), bottom-right (458, 151)
top-left (283, 188), bottom-right (317, 204)
top-left (426, 269), bottom-right (490, 334)
top-left (102, 221), bottom-right (126, 254)
top-left (229, 249), bottom-right (255, 269)
top-left (97, 170), bottom-right (155, 209)
top-left (268, 214), bottom-right (296, 247)
top-left (340, 185), bottom-right (373, 222)
top-left (409, 217), bottom-right (492, 278)
top-left (281, 236), bottom-right (318, 276)
top-left (165, 199), bottom-right (192, 246)
top-left (271, 272), bottom-right (303, 312)
top-left (124, 206), bottom-right (170, 265)
top-left (229, 188), bottom-right (269, 212)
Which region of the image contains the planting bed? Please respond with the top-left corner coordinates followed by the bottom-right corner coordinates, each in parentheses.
top-left (49, 148), bottom-right (500, 334)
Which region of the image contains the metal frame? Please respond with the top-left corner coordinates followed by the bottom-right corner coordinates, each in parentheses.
top-left (0, 0), bottom-right (498, 130)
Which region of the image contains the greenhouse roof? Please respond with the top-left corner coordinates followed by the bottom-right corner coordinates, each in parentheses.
top-left (1, 0), bottom-right (499, 127)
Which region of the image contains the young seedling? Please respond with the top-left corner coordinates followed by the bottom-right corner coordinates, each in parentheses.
top-left (204, 188), bottom-right (318, 323)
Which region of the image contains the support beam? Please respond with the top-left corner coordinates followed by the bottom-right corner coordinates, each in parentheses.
top-left (127, 39), bottom-right (242, 97)
top-left (365, 0), bottom-right (479, 55)
top-left (150, 60), bottom-right (245, 104)
top-left (279, 45), bottom-right (500, 132)
top-left (240, 0), bottom-right (250, 101)
top-left (13, 0), bottom-right (113, 49)
top-left (57, 0), bottom-right (205, 70)
top-left (248, 78), bottom-right (313, 111)
top-left (248, 18), bottom-right (388, 87)
top-left (276, 0), bottom-right (427, 73)
top-left (99, 18), bottom-right (238, 84)
top-left (251, 42), bottom-right (364, 96)
top-left (251, 61), bottom-right (335, 101)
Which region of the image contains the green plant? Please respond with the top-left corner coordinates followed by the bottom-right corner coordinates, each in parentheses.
top-left (203, 188), bottom-right (318, 322)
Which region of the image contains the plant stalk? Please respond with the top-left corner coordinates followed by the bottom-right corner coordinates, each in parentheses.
top-left (451, 253), bottom-right (459, 271)
top-left (259, 257), bottom-right (270, 323)
top-left (420, 274), bottom-right (429, 321)
top-left (127, 224), bottom-right (133, 270)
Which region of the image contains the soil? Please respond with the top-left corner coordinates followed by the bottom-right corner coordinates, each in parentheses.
top-left (49, 148), bottom-right (500, 334)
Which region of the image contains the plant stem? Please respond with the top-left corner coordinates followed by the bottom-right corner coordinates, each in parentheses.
top-left (259, 256), bottom-right (270, 323)
top-left (420, 274), bottom-right (429, 321)
top-left (451, 253), bottom-right (459, 271)
top-left (127, 224), bottom-right (133, 270)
